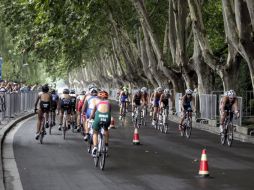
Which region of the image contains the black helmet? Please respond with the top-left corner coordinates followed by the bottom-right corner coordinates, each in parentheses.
top-left (63, 88), bottom-right (69, 94)
top-left (81, 90), bottom-right (86, 95)
top-left (70, 89), bottom-right (75, 94)
top-left (51, 89), bottom-right (56, 94)
top-left (42, 85), bottom-right (49, 93)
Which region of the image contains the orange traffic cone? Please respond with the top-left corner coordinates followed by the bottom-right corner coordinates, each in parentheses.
top-left (198, 149), bottom-right (209, 177)
top-left (133, 128), bottom-right (140, 145)
top-left (109, 116), bottom-right (115, 129)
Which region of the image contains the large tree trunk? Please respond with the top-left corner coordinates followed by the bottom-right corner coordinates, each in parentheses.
top-left (222, 0), bottom-right (254, 91)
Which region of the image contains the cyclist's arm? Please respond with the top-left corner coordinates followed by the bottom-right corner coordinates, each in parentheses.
top-left (180, 96), bottom-right (185, 111)
top-left (220, 97), bottom-right (226, 113)
top-left (159, 94), bottom-right (163, 108)
top-left (192, 96), bottom-right (196, 112)
top-left (233, 98), bottom-right (240, 117)
top-left (89, 106), bottom-right (96, 120)
top-left (34, 95), bottom-right (40, 109)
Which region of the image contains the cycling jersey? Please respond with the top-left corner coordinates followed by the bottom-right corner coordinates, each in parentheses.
top-left (183, 96), bottom-right (192, 111)
top-left (70, 96), bottom-right (76, 112)
top-left (85, 96), bottom-right (99, 118)
top-left (92, 100), bottom-right (111, 131)
top-left (77, 95), bottom-right (85, 112)
top-left (120, 91), bottom-right (128, 103)
top-left (161, 94), bottom-right (170, 107)
top-left (154, 92), bottom-right (162, 107)
top-left (51, 94), bottom-right (59, 110)
top-left (133, 93), bottom-right (142, 106)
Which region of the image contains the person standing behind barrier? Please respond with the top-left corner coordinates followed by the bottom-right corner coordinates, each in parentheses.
top-left (219, 90), bottom-right (240, 133)
top-left (178, 89), bottom-right (196, 131)
top-left (34, 85), bottom-right (51, 140)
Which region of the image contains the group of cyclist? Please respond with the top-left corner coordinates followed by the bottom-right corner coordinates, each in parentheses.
top-left (34, 83), bottom-right (240, 153)
top-left (34, 84), bottom-right (112, 157)
top-left (117, 85), bottom-right (240, 134)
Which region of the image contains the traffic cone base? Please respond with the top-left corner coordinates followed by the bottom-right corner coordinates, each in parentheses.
top-left (133, 128), bottom-right (140, 145)
top-left (109, 116), bottom-right (115, 129)
top-left (198, 149), bottom-right (209, 177)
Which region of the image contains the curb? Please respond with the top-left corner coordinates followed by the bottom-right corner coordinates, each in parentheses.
top-left (168, 114), bottom-right (254, 144)
top-left (0, 111), bottom-right (35, 190)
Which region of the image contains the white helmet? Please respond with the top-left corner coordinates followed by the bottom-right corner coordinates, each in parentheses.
top-left (224, 91), bottom-right (228, 96)
top-left (89, 87), bottom-right (98, 95)
top-left (88, 84), bottom-right (96, 90)
top-left (228, 89), bottom-right (236, 98)
top-left (156, 87), bottom-right (163, 92)
top-left (164, 88), bottom-right (170, 95)
top-left (185, 88), bottom-right (193, 95)
top-left (141, 87), bottom-right (147, 93)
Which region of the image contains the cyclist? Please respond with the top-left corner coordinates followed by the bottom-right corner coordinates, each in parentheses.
top-left (159, 88), bottom-right (171, 109)
top-left (34, 85), bottom-right (51, 140)
top-left (219, 90), bottom-right (240, 133)
top-left (58, 88), bottom-right (72, 130)
top-left (89, 90), bottom-right (111, 157)
top-left (141, 87), bottom-right (149, 117)
top-left (76, 90), bottom-right (86, 132)
top-left (82, 87), bottom-right (99, 141)
top-left (178, 89), bottom-right (196, 131)
top-left (119, 86), bottom-right (129, 120)
top-left (70, 89), bottom-right (77, 128)
top-left (132, 88), bottom-right (142, 118)
top-left (50, 89), bottom-right (59, 126)
top-left (152, 87), bottom-right (163, 125)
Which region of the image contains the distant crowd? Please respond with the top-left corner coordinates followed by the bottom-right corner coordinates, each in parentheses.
top-left (0, 80), bottom-right (40, 93)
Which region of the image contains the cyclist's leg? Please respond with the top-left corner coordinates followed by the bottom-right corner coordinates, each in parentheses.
top-left (92, 120), bottom-right (100, 156)
top-left (179, 111), bottom-right (185, 130)
top-left (219, 110), bottom-right (227, 133)
top-left (36, 110), bottom-right (43, 139)
top-left (58, 109), bottom-right (64, 130)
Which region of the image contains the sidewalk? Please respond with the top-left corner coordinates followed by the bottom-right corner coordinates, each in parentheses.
top-left (0, 111), bottom-right (35, 190)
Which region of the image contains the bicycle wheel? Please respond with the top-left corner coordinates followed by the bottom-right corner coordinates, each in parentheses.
top-left (93, 139), bottom-right (100, 167)
top-left (63, 123), bottom-right (66, 140)
top-left (185, 124), bottom-right (192, 138)
top-left (227, 124), bottom-right (233, 147)
top-left (220, 130), bottom-right (226, 145)
top-left (163, 123), bottom-right (168, 134)
top-left (39, 131), bottom-right (44, 144)
top-left (99, 136), bottom-right (106, 170)
top-left (180, 124), bottom-right (185, 137)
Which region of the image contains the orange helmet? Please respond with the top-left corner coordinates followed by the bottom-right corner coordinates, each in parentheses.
top-left (98, 90), bottom-right (109, 99)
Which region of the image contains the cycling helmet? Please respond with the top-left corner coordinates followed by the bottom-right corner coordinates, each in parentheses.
top-left (141, 87), bottom-right (147, 93)
top-left (90, 87), bottom-right (98, 95)
top-left (42, 85), bottom-right (49, 93)
top-left (80, 90), bottom-right (86, 95)
top-left (63, 88), bottom-right (70, 94)
top-left (185, 88), bottom-right (193, 95)
top-left (51, 89), bottom-right (56, 94)
top-left (156, 87), bottom-right (163, 92)
top-left (223, 91), bottom-right (228, 96)
top-left (70, 89), bottom-right (75, 94)
top-left (164, 88), bottom-right (170, 95)
top-left (88, 84), bottom-right (96, 90)
top-left (98, 90), bottom-right (109, 99)
top-left (228, 89), bottom-right (236, 98)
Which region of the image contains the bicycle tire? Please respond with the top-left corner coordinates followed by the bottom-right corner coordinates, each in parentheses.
top-left (220, 131), bottom-right (226, 145)
top-left (99, 137), bottom-right (106, 170)
top-left (185, 125), bottom-right (192, 138)
top-left (180, 124), bottom-right (185, 137)
top-left (63, 124), bottom-right (66, 140)
top-left (227, 124), bottom-right (233, 147)
top-left (163, 123), bottom-right (168, 134)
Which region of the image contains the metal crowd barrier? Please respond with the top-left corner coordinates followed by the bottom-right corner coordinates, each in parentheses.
top-left (175, 93), bottom-right (182, 117)
top-left (199, 94), bottom-right (217, 120)
top-left (0, 91), bottom-right (38, 122)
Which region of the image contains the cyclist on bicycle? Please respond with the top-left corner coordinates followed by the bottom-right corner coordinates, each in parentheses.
top-left (159, 88), bottom-right (171, 109)
top-left (141, 87), bottom-right (149, 107)
top-left (82, 87), bottom-right (99, 141)
top-left (89, 90), bottom-right (111, 157)
top-left (152, 87), bottom-right (163, 126)
top-left (50, 89), bottom-right (59, 126)
top-left (132, 89), bottom-right (142, 118)
top-left (76, 90), bottom-right (86, 132)
top-left (178, 89), bottom-right (196, 131)
top-left (219, 90), bottom-right (240, 133)
top-left (58, 88), bottom-right (72, 130)
top-left (34, 84), bottom-right (51, 140)
top-left (119, 86), bottom-right (129, 120)
top-left (70, 89), bottom-right (77, 128)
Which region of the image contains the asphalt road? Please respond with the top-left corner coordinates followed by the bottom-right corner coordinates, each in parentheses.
top-left (10, 103), bottom-right (254, 190)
